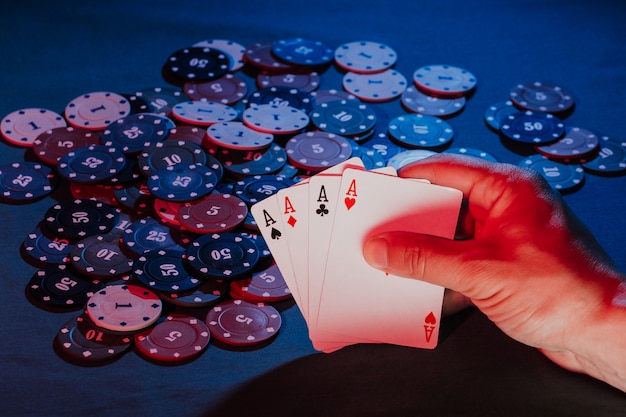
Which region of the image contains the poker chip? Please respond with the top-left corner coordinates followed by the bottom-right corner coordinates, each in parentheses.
top-left (108, 156), bottom-right (142, 185)
top-left (57, 145), bottom-right (126, 184)
top-left (484, 100), bottom-right (518, 132)
top-left (366, 132), bottom-right (404, 161)
top-left (387, 149), bottom-right (438, 171)
top-left (166, 125), bottom-right (207, 146)
top-left (500, 111), bottom-right (565, 144)
top-left (232, 175), bottom-right (294, 204)
top-left (105, 210), bottom-right (133, 239)
top-left (134, 313), bottom-right (210, 363)
top-left (0, 161), bottom-right (56, 202)
top-left (85, 284), bottom-right (163, 332)
top-left (218, 144), bottom-right (287, 176)
top-left (510, 81), bottom-right (575, 114)
top-left (133, 249), bottom-right (202, 292)
top-left (148, 164), bottom-right (217, 202)
top-left (243, 42), bottom-right (296, 72)
top-left (334, 41), bottom-right (397, 74)
top-left (350, 144), bottom-right (386, 170)
top-left (206, 299), bottom-right (281, 346)
top-left (153, 198), bottom-right (184, 226)
top-left (183, 74), bottom-right (248, 105)
top-left (163, 47), bottom-right (231, 82)
top-left (285, 131), bottom-right (352, 171)
top-left (33, 126), bottom-right (102, 165)
top-left (70, 183), bottom-right (117, 205)
top-left (205, 153), bottom-right (224, 182)
top-left (242, 104), bottom-right (310, 134)
top-left (101, 113), bottom-right (171, 154)
top-left (444, 147), bottom-right (498, 162)
top-left (44, 199), bottom-right (118, 240)
top-left (177, 192), bottom-right (248, 234)
top-left (113, 180), bottom-right (155, 215)
top-left (70, 234), bottom-right (133, 278)
top-left (581, 136), bottom-right (626, 175)
top-left (310, 99), bottom-right (377, 136)
top-left (271, 38), bottom-right (334, 66)
top-left (413, 65), bottom-right (477, 97)
top-left (257, 71), bottom-right (320, 93)
top-left (54, 315), bottom-right (133, 363)
top-left (64, 92), bottom-right (131, 130)
top-left (193, 39), bottom-right (246, 71)
top-left (401, 86), bottom-right (465, 117)
top-left (138, 140), bottom-right (208, 176)
top-left (535, 126), bottom-right (600, 160)
top-left (122, 217), bottom-right (182, 256)
top-left (230, 263), bottom-right (291, 302)
top-left (387, 114), bottom-right (454, 149)
top-left (22, 226), bottom-right (74, 265)
top-left (342, 69), bottom-right (407, 102)
top-left (185, 232), bottom-right (259, 279)
top-left (135, 87), bottom-right (186, 116)
top-left (171, 101), bottom-right (238, 126)
top-left (27, 264), bottom-right (103, 309)
top-left (247, 86), bottom-right (314, 114)
top-left (519, 154), bottom-right (585, 192)
top-left (1, 108), bottom-right (67, 147)
top-left (206, 121), bottom-right (274, 151)
top-left (310, 89), bottom-right (357, 105)
top-left (158, 277), bottom-right (229, 307)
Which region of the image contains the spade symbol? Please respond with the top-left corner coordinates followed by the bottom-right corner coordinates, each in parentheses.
top-left (270, 227), bottom-right (282, 240)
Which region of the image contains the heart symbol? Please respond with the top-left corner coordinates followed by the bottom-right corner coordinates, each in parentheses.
top-left (271, 227), bottom-right (282, 240)
top-left (424, 312), bottom-right (437, 325)
top-left (344, 197), bottom-right (356, 210)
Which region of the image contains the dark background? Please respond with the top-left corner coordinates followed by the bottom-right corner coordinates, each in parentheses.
top-left (1, 1), bottom-right (626, 416)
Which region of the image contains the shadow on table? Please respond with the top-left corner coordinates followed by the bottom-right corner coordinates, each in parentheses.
top-left (200, 310), bottom-right (626, 417)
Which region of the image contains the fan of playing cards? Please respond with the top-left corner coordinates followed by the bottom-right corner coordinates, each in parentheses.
top-left (251, 157), bottom-right (463, 353)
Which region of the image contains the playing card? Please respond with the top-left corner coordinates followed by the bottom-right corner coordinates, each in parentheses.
top-left (317, 168), bottom-right (462, 349)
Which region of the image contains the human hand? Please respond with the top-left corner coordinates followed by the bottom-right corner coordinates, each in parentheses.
top-left (363, 154), bottom-right (626, 391)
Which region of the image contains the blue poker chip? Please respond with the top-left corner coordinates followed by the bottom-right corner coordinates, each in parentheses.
top-left (247, 86), bottom-right (314, 114)
top-left (22, 226), bottom-right (74, 266)
top-left (70, 234), bottom-right (134, 278)
top-left (122, 217), bottom-right (182, 257)
top-left (310, 99), bottom-right (377, 136)
top-left (519, 154), bottom-right (584, 193)
top-left (185, 232), bottom-right (259, 279)
top-left (135, 87), bottom-right (186, 116)
top-left (112, 180), bottom-right (155, 215)
top-left (44, 199), bottom-right (119, 240)
top-left (133, 249), bottom-right (203, 292)
top-left (364, 132), bottom-right (404, 162)
top-left (138, 140), bottom-right (208, 177)
top-left (350, 144), bottom-right (386, 170)
top-left (387, 149), bottom-right (438, 171)
top-left (232, 175), bottom-right (294, 204)
top-left (218, 143), bottom-right (287, 177)
top-left (500, 111), bottom-right (565, 144)
top-left (581, 136), bottom-right (626, 175)
top-left (27, 264), bottom-right (103, 310)
top-left (285, 131), bottom-right (352, 171)
top-left (484, 100), bottom-right (518, 132)
top-left (163, 47), bottom-right (231, 82)
top-left (148, 164), bottom-right (217, 202)
top-left (271, 38), bottom-right (334, 66)
top-left (57, 145), bottom-right (126, 184)
top-left (0, 161), bottom-right (56, 202)
top-left (444, 147), bottom-right (498, 162)
top-left (101, 113), bottom-right (171, 154)
top-left (387, 114), bottom-right (454, 149)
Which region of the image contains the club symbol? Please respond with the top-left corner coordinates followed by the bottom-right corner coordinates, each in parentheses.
top-left (316, 204), bottom-right (329, 217)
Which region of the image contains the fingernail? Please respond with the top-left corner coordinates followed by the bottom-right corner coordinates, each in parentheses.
top-left (364, 237), bottom-right (388, 270)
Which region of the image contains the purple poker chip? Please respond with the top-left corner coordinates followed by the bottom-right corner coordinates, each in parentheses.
top-left (205, 299), bottom-right (281, 346)
top-left (285, 131), bottom-right (352, 171)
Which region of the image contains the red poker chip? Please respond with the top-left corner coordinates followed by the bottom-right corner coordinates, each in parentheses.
top-left (154, 198), bottom-right (184, 226)
top-left (166, 125), bottom-right (207, 146)
top-left (33, 126), bottom-right (101, 165)
top-left (70, 183), bottom-right (117, 206)
top-left (134, 313), bottom-right (210, 363)
top-left (256, 71), bottom-right (320, 93)
top-left (230, 264), bottom-right (292, 302)
top-left (184, 74), bottom-right (248, 105)
top-left (177, 192), bottom-right (248, 234)
top-left (206, 299), bottom-right (281, 346)
top-left (243, 42), bottom-right (296, 72)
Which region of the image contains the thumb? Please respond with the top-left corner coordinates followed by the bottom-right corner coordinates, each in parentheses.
top-left (363, 231), bottom-right (476, 293)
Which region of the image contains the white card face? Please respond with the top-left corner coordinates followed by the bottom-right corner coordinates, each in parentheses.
top-left (317, 168), bottom-right (463, 349)
top-left (250, 194), bottom-right (305, 318)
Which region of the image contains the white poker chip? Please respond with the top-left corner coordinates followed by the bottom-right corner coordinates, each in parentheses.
top-left (342, 69), bottom-right (407, 102)
top-left (242, 104), bottom-right (310, 134)
top-left (334, 41), bottom-right (398, 74)
top-left (171, 101), bottom-right (238, 126)
top-left (1, 108), bottom-right (67, 146)
top-left (412, 64), bottom-right (477, 97)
